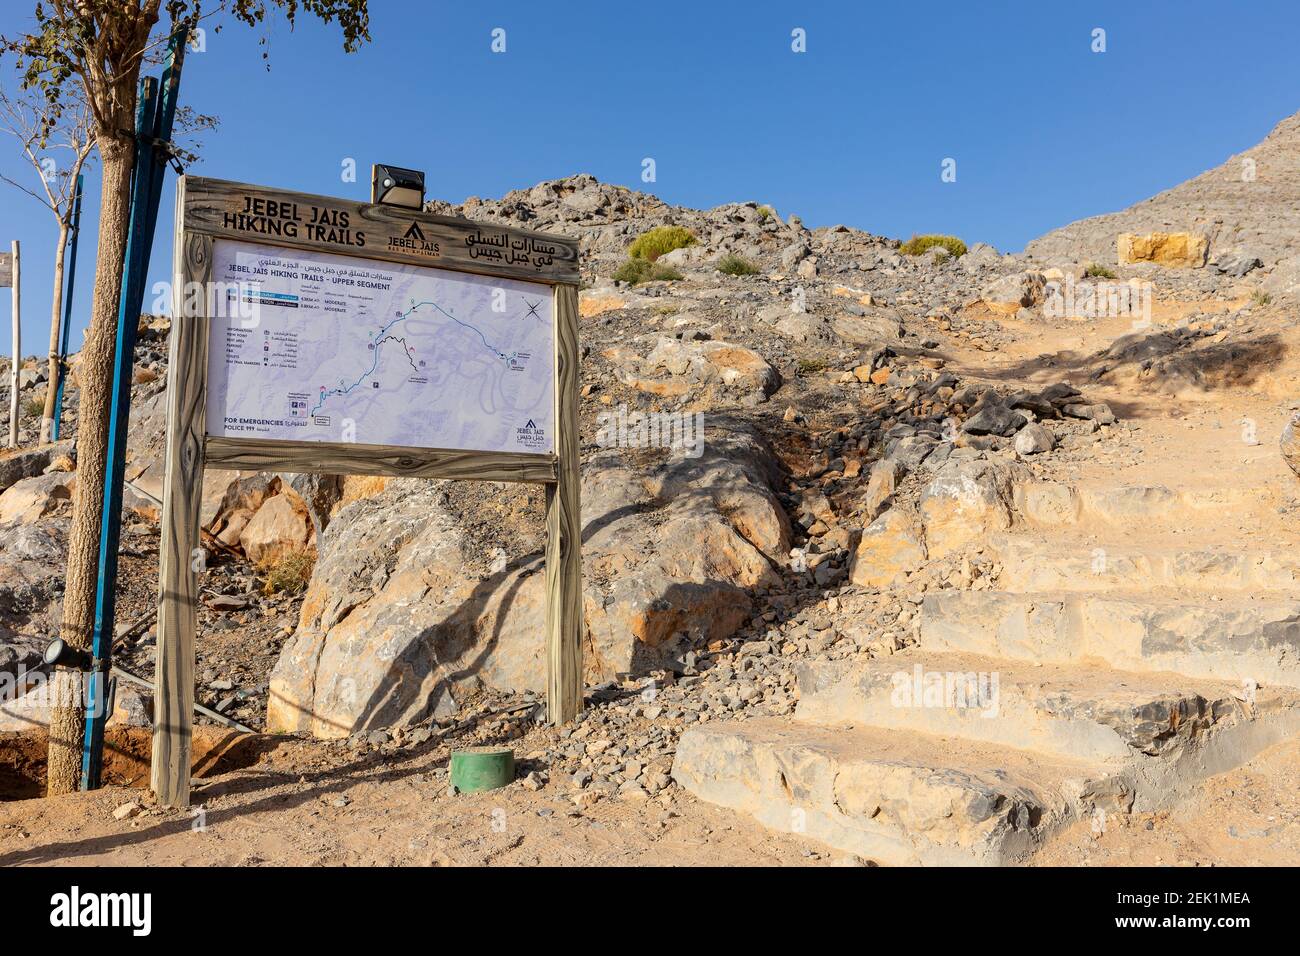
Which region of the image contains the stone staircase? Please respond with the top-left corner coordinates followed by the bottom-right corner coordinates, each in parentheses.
top-left (672, 477), bottom-right (1300, 865)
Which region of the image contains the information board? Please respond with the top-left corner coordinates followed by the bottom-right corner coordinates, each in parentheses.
top-left (205, 239), bottom-right (556, 454)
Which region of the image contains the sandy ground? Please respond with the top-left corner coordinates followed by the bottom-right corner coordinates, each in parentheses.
top-left (1035, 736), bottom-right (1300, 866)
top-left (0, 726), bottom-right (827, 867)
top-left (3, 724), bottom-right (1297, 868)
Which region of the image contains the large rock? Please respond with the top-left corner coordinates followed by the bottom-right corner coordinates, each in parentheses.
top-left (239, 492), bottom-right (314, 566)
top-left (861, 460), bottom-right (901, 520)
top-left (0, 472), bottom-right (76, 525)
top-left (918, 459), bottom-right (1019, 559)
top-left (1263, 254), bottom-right (1300, 299)
top-left (830, 308), bottom-right (905, 345)
top-left (0, 630), bottom-right (44, 683)
top-left (672, 718), bottom-right (1071, 866)
top-left (0, 520), bottom-right (68, 626)
top-left (961, 404), bottom-right (1026, 437)
top-left (775, 313), bottom-right (835, 344)
top-left (267, 422), bottom-right (791, 738)
top-left (208, 473), bottom-right (339, 551)
top-left (848, 507), bottom-right (926, 588)
top-left (634, 337), bottom-right (781, 400)
top-left (0, 441), bottom-right (73, 496)
top-left (208, 474), bottom-right (279, 546)
top-left (980, 272), bottom-right (1046, 314)
top-left (1117, 232), bottom-right (1208, 268)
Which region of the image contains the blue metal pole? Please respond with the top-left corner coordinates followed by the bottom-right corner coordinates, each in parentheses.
top-left (81, 25), bottom-right (189, 791)
top-left (79, 76), bottom-right (158, 791)
top-left (51, 173), bottom-right (83, 443)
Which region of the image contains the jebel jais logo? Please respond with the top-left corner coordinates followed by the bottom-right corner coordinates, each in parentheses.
top-left (389, 220), bottom-right (441, 258)
top-left (515, 418), bottom-right (546, 450)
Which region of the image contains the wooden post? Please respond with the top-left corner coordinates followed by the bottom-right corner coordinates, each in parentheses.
top-left (545, 282), bottom-right (583, 723)
top-left (9, 240), bottom-right (19, 448)
top-left (151, 208), bottom-right (211, 807)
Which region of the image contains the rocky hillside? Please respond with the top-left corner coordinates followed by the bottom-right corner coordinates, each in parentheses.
top-left (1026, 110), bottom-right (1300, 282)
top-left (4, 112), bottom-right (1300, 866)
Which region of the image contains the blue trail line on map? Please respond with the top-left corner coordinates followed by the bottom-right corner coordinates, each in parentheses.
top-left (310, 299), bottom-right (510, 415)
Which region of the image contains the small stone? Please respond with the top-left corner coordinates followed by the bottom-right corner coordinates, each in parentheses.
top-left (207, 594), bottom-right (249, 611)
top-left (1062, 402), bottom-right (1116, 425)
top-left (1014, 422), bottom-right (1056, 456)
top-left (962, 404), bottom-right (1026, 437)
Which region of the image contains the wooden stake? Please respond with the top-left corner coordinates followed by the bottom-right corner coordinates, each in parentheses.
top-left (151, 210), bottom-right (211, 807)
top-left (545, 282), bottom-right (583, 724)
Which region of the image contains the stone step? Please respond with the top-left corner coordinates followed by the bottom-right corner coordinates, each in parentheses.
top-left (794, 651), bottom-right (1300, 806)
top-left (993, 537), bottom-right (1300, 593)
top-left (921, 590), bottom-right (1300, 687)
top-left (672, 718), bottom-right (1090, 866)
top-left (1013, 480), bottom-right (1263, 530)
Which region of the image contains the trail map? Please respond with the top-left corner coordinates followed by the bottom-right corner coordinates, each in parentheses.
top-left (205, 238), bottom-right (554, 454)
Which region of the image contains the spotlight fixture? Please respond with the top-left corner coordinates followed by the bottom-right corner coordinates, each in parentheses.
top-left (371, 163), bottom-right (426, 209)
top-left (44, 637), bottom-right (92, 671)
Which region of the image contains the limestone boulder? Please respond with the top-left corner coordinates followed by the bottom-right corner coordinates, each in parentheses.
top-left (918, 458), bottom-right (1020, 558)
top-left (830, 308), bottom-right (906, 345)
top-left (239, 492), bottom-right (314, 566)
top-left (862, 460), bottom-right (901, 520)
top-left (1263, 254), bottom-right (1300, 299)
top-left (980, 272), bottom-right (1046, 314)
top-left (0, 520), bottom-right (68, 626)
top-left (848, 506), bottom-right (927, 588)
top-left (267, 422), bottom-right (791, 738)
top-left (775, 313), bottom-right (835, 344)
top-left (0, 441), bottom-right (74, 496)
top-left (0, 472), bottom-right (76, 525)
top-left (1014, 422), bottom-right (1057, 456)
top-left (207, 472), bottom-right (341, 553)
top-left (1117, 232), bottom-right (1208, 268)
top-left (632, 337), bottom-right (781, 400)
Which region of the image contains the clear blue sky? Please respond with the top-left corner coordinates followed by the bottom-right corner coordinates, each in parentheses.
top-left (1, 0), bottom-right (1298, 356)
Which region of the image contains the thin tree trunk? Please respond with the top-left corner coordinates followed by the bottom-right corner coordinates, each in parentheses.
top-left (39, 223), bottom-right (69, 446)
top-left (45, 141), bottom-right (135, 795)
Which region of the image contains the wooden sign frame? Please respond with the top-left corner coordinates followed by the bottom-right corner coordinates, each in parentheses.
top-left (154, 176), bottom-right (584, 807)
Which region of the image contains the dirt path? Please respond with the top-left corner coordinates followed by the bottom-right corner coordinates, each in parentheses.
top-left (0, 727), bottom-right (828, 867)
top-left (954, 292), bottom-right (1300, 865)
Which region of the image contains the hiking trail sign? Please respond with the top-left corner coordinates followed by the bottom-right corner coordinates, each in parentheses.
top-left (154, 176), bottom-right (583, 807)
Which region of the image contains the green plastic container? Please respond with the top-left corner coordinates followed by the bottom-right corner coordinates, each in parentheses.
top-left (450, 746), bottom-right (515, 794)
